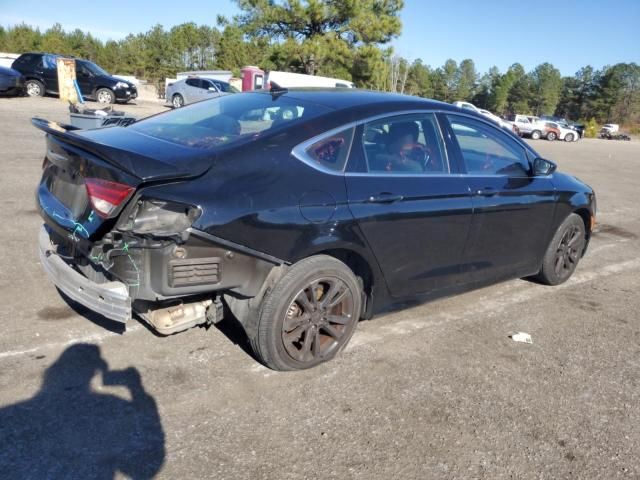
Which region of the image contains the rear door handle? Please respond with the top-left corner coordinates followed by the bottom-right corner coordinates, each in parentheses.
top-left (367, 193), bottom-right (404, 203)
top-left (475, 187), bottom-right (497, 197)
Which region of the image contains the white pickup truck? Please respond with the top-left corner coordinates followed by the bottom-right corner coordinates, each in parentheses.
top-left (504, 114), bottom-right (549, 139)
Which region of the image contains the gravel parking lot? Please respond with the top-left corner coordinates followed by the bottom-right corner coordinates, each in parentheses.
top-left (0, 96), bottom-right (639, 479)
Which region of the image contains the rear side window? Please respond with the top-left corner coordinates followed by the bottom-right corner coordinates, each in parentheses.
top-left (129, 92), bottom-right (330, 150)
top-left (185, 78), bottom-right (200, 88)
top-left (299, 128), bottom-right (354, 172)
top-left (447, 115), bottom-right (530, 176)
top-left (13, 54), bottom-right (38, 68)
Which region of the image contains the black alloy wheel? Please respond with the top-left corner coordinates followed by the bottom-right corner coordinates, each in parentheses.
top-left (282, 277), bottom-right (355, 363)
top-left (252, 255), bottom-right (362, 371)
top-left (536, 213), bottom-right (586, 285)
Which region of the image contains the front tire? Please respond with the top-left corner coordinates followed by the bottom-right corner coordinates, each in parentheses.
top-left (96, 88), bottom-right (115, 104)
top-left (565, 133), bottom-right (575, 142)
top-left (531, 130), bottom-right (541, 140)
top-left (172, 93), bottom-right (184, 108)
top-left (536, 213), bottom-right (586, 285)
top-left (25, 79), bottom-right (45, 97)
top-left (251, 255), bottom-right (362, 371)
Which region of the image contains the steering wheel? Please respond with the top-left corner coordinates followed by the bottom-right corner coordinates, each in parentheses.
top-left (399, 143), bottom-right (430, 171)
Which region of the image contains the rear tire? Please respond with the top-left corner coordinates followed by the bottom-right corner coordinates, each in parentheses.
top-left (565, 133), bottom-right (575, 142)
top-left (547, 132), bottom-right (557, 141)
top-left (251, 255), bottom-right (362, 371)
top-left (531, 130), bottom-right (541, 140)
top-left (172, 93), bottom-right (184, 108)
top-left (25, 79), bottom-right (45, 97)
top-left (536, 213), bottom-right (586, 286)
top-left (96, 88), bottom-right (115, 104)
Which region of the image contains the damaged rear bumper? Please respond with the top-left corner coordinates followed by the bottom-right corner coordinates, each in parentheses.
top-left (38, 225), bottom-right (132, 323)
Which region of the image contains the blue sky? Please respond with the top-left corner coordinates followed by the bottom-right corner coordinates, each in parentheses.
top-left (1, 0), bottom-right (638, 76)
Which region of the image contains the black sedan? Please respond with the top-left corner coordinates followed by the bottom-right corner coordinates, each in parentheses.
top-left (0, 66), bottom-right (24, 96)
top-left (34, 89), bottom-right (596, 371)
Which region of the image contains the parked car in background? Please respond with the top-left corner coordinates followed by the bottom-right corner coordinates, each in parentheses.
top-left (543, 122), bottom-right (561, 141)
top-left (601, 123), bottom-right (620, 134)
top-left (452, 101), bottom-right (516, 133)
top-left (11, 53), bottom-right (137, 104)
top-left (540, 115), bottom-right (585, 138)
top-left (0, 66), bottom-right (24, 96)
top-left (166, 77), bottom-right (238, 108)
top-left (505, 114), bottom-right (545, 139)
top-left (34, 89), bottom-right (595, 371)
top-left (545, 121), bottom-right (579, 142)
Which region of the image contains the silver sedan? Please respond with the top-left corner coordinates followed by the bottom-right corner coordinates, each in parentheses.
top-left (166, 77), bottom-right (238, 108)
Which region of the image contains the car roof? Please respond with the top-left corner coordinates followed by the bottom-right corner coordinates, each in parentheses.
top-left (253, 88), bottom-right (461, 112)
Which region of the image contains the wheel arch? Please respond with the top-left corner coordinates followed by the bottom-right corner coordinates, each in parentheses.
top-left (294, 243), bottom-right (385, 320)
top-left (573, 207), bottom-right (593, 239)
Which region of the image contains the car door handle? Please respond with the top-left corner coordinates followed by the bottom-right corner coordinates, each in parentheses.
top-left (367, 193), bottom-right (404, 203)
top-left (475, 187), bottom-right (497, 197)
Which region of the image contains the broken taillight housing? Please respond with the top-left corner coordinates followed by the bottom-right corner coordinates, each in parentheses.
top-left (118, 199), bottom-right (201, 237)
top-left (85, 178), bottom-right (134, 218)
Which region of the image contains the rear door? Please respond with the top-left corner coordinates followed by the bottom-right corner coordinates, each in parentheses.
top-left (345, 112), bottom-right (473, 298)
top-left (184, 78), bottom-right (203, 103)
top-left (442, 114), bottom-right (557, 282)
top-left (41, 54), bottom-right (59, 93)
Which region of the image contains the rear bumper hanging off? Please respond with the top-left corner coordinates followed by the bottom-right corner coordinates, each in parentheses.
top-left (38, 225), bottom-right (132, 323)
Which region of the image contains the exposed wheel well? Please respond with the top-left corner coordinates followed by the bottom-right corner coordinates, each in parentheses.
top-left (316, 248), bottom-right (375, 316)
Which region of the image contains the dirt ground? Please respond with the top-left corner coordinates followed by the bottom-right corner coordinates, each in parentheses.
top-left (0, 96), bottom-right (639, 479)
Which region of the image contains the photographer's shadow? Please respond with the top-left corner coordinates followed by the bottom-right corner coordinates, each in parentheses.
top-left (0, 344), bottom-right (165, 479)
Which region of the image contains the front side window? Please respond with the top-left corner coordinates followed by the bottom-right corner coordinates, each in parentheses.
top-left (43, 55), bottom-right (58, 69)
top-left (447, 115), bottom-right (530, 176)
top-left (362, 113), bottom-right (448, 175)
top-left (82, 61), bottom-right (109, 76)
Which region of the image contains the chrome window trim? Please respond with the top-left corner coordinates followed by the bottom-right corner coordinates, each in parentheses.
top-left (291, 108), bottom-right (529, 177)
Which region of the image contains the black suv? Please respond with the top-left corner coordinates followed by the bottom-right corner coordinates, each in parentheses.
top-left (11, 53), bottom-right (137, 104)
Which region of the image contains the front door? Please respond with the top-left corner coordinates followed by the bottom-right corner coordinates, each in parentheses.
top-left (442, 114), bottom-right (557, 282)
top-left (345, 112), bottom-right (473, 298)
top-left (75, 61), bottom-right (93, 98)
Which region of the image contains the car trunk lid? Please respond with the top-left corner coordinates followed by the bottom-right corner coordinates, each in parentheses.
top-left (33, 118), bottom-right (213, 240)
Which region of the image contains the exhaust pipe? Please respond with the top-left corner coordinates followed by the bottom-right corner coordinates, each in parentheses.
top-left (141, 298), bottom-right (222, 335)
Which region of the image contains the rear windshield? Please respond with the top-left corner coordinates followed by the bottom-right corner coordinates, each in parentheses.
top-left (129, 92), bottom-right (331, 149)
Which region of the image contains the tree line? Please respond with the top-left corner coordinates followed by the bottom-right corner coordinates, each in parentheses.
top-left (0, 0), bottom-right (638, 125)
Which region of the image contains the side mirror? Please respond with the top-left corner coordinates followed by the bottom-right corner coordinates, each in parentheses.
top-left (533, 157), bottom-right (557, 176)
top-left (208, 87), bottom-right (217, 92)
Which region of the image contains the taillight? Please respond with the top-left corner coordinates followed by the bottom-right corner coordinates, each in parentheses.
top-left (85, 178), bottom-right (134, 218)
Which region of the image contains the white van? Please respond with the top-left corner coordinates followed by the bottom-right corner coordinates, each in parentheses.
top-left (266, 71), bottom-right (355, 89)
